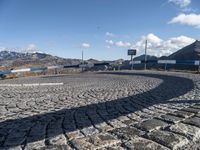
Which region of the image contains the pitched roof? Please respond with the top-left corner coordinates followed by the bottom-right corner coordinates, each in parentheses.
top-left (168, 40), bottom-right (200, 60)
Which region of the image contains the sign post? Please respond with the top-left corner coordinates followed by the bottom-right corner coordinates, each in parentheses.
top-left (128, 49), bottom-right (136, 70)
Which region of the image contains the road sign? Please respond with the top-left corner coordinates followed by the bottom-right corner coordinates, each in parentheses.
top-left (128, 49), bottom-right (137, 70)
top-left (128, 49), bottom-right (136, 56)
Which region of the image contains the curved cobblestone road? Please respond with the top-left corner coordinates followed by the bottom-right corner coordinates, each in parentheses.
top-left (0, 70), bottom-right (200, 150)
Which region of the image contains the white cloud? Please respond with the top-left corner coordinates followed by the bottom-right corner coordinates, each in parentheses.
top-left (169, 13), bottom-right (200, 28)
top-left (0, 44), bottom-right (44, 53)
top-left (105, 40), bottom-right (131, 48)
top-left (145, 33), bottom-right (163, 44)
top-left (131, 33), bottom-right (195, 57)
top-left (22, 44), bottom-right (38, 53)
top-left (105, 32), bottom-right (115, 38)
top-left (168, 0), bottom-right (191, 8)
top-left (105, 45), bottom-right (111, 49)
top-left (27, 44), bottom-right (37, 51)
top-left (105, 33), bottom-right (195, 57)
top-left (0, 47), bottom-right (5, 51)
top-left (115, 41), bottom-right (131, 47)
top-left (82, 43), bottom-right (91, 48)
top-left (105, 40), bottom-right (114, 45)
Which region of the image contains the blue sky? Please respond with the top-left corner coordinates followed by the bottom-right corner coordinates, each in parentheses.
top-left (0, 0), bottom-right (199, 60)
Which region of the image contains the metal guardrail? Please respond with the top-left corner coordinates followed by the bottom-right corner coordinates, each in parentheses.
top-left (130, 60), bottom-right (200, 65)
top-left (0, 62), bottom-right (109, 76)
top-left (1, 60), bottom-right (199, 76)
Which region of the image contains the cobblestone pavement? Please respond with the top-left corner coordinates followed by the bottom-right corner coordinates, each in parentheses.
top-left (0, 70), bottom-right (200, 150)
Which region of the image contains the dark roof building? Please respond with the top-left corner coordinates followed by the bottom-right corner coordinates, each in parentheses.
top-left (168, 40), bottom-right (200, 60)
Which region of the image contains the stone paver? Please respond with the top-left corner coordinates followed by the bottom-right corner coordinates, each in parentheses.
top-left (71, 133), bottom-right (121, 150)
top-left (158, 114), bottom-right (184, 123)
top-left (169, 122), bottom-right (200, 141)
top-left (0, 70), bottom-right (200, 149)
top-left (135, 118), bottom-right (169, 131)
top-left (183, 116), bottom-right (200, 128)
top-left (109, 126), bottom-right (145, 140)
top-left (147, 130), bottom-right (189, 149)
top-left (124, 136), bottom-right (170, 150)
top-left (181, 107), bottom-right (200, 114)
top-left (171, 110), bottom-right (194, 118)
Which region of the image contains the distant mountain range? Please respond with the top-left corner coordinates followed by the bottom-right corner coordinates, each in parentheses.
top-left (0, 40), bottom-right (199, 69)
top-left (0, 51), bottom-right (82, 68)
top-left (0, 51), bottom-right (49, 60)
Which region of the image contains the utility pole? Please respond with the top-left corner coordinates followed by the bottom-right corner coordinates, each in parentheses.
top-left (144, 40), bottom-right (147, 70)
top-left (82, 50), bottom-right (84, 63)
top-left (82, 50), bottom-right (84, 72)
